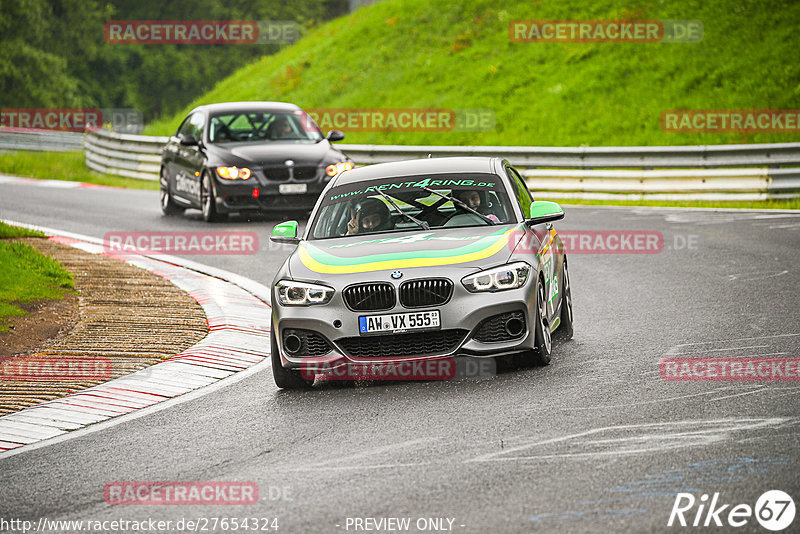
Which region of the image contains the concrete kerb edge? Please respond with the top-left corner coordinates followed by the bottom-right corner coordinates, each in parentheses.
top-left (0, 220), bottom-right (274, 458)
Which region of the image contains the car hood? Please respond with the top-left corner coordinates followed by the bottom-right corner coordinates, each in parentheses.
top-left (209, 141), bottom-right (338, 167)
top-left (288, 223), bottom-right (526, 281)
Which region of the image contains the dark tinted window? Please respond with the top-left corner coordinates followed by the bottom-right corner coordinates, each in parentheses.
top-left (309, 174), bottom-right (514, 239)
top-left (208, 110), bottom-right (322, 143)
top-left (506, 166), bottom-right (532, 217)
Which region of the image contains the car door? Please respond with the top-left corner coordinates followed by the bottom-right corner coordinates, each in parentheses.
top-left (506, 165), bottom-right (560, 322)
top-left (173, 112), bottom-right (206, 205)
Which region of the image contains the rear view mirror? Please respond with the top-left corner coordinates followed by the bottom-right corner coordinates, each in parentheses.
top-left (270, 221), bottom-right (300, 244)
top-left (326, 130), bottom-right (345, 142)
top-left (179, 134), bottom-right (199, 146)
top-left (527, 201), bottom-right (565, 225)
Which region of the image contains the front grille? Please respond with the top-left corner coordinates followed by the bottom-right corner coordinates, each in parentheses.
top-left (262, 166), bottom-right (318, 182)
top-left (399, 279), bottom-right (453, 308)
top-left (343, 283), bottom-right (395, 311)
top-left (473, 311), bottom-right (526, 343)
top-left (337, 329), bottom-right (468, 358)
top-left (282, 328), bottom-right (332, 357)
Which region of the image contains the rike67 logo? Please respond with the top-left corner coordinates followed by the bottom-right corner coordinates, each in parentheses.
top-left (668, 490), bottom-right (795, 531)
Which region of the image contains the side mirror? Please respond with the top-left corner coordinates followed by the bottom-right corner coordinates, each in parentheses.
top-left (326, 130), bottom-right (345, 142)
top-left (180, 134), bottom-right (199, 146)
top-left (527, 201), bottom-right (564, 225)
top-left (270, 221), bottom-right (301, 244)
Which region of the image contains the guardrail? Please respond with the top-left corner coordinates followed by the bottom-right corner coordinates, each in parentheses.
top-left (83, 129), bottom-right (166, 181)
top-left (79, 129), bottom-right (800, 200)
top-left (0, 131), bottom-right (84, 152)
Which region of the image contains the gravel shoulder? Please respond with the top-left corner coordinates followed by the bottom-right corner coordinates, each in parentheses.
top-left (0, 238), bottom-right (208, 416)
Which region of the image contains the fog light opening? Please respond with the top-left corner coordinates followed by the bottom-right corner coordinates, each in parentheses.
top-left (505, 317), bottom-right (524, 338)
top-left (284, 333), bottom-right (302, 354)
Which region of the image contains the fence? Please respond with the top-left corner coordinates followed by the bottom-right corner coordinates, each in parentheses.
top-left (0, 131), bottom-right (84, 152)
top-left (23, 129), bottom-right (800, 200)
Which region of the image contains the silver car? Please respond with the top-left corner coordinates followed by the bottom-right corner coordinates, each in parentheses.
top-left (269, 157), bottom-right (573, 389)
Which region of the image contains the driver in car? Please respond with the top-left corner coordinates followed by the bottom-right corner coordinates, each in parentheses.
top-left (346, 198), bottom-right (393, 235)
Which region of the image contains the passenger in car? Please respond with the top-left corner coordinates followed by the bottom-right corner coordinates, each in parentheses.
top-left (455, 190), bottom-right (501, 222)
top-left (267, 116), bottom-right (294, 139)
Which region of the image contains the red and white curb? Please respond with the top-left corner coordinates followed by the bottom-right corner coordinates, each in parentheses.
top-left (0, 226), bottom-right (272, 454)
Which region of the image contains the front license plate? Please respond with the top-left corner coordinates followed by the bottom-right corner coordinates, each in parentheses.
top-left (359, 310), bottom-right (440, 335)
top-left (279, 183), bottom-right (307, 194)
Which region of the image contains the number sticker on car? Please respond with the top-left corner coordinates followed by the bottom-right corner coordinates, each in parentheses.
top-left (359, 310), bottom-right (440, 335)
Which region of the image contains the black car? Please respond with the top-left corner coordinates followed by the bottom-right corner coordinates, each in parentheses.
top-left (160, 102), bottom-right (352, 221)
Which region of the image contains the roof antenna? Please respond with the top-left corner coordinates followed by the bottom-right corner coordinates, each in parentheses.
top-left (427, 153), bottom-right (432, 158)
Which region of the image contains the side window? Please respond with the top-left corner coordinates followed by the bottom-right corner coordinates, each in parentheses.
top-left (506, 166), bottom-right (532, 217)
top-left (189, 113), bottom-right (206, 139)
top-left (177, 113), bottom-right (205, 140)
top-left (176, 115), bottom-right (194, 138)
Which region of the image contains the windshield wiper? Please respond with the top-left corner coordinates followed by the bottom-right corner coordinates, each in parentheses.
top-left (372, 189), bottom-right (430, 231)
top-left (422, 187), bottom-right (496, 225)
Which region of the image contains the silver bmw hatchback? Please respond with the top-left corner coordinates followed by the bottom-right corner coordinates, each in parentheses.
top-left (269, 157), bottom-right (573, 388)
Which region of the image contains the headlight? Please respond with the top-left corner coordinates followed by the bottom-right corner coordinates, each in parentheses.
top-left (276, 280), bottom-right (334, 306)
top-left (216, 166), bottom-right (252, 180)
top-left (462, 262), bottom-right (531, 293)
top-left (325, 161), bottom-right (354, 177)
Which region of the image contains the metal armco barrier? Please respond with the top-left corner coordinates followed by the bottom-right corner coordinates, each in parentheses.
top-left (0, 131), bottom-right (84, 152)
top-left (73, 130), bottom-right (800, 199)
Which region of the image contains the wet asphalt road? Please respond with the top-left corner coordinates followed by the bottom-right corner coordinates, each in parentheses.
top-left (1, 180), bottom-right (799, 533)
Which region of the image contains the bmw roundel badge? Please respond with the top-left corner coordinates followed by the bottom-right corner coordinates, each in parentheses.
top-left (391, 271), bottom-right (403, 280)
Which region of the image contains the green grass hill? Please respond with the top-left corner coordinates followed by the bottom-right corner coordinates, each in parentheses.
top-left (146, 0), bottom-right (800, 147)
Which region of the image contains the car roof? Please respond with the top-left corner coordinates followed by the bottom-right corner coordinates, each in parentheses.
top-left (332, 157), bottom-right (500, 186)
top-left (188, 102), bottom-right (302, 115)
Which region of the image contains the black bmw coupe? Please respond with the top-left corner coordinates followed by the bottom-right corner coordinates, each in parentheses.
top-left (160, 102), bottom-right (352, 221)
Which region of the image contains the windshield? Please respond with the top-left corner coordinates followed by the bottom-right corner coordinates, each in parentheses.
top-left (208, 110), bottom-right (322, 143)
top-left (309, 174), bottom-right (515, 240)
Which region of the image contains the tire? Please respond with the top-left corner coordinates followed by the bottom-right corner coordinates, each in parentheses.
top-left (159, 168), bottom-right (184, 215)
top-left (201, 171), bottom-right (226, 222)
top-left (271, 323), bottom-right (314, 389)
top-left (525, 277), bottom-right (552, 366)
top-left (556, 258), bottom-right (574, 341)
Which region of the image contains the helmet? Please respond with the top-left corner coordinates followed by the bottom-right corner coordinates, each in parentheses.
top-left (356, 197), bottom-right (392, 231)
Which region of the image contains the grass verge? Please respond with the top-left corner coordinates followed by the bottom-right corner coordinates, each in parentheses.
top-left (0, 150), bottom-right (159, 190)
top-left (0, 223), bottom-right (75, 332)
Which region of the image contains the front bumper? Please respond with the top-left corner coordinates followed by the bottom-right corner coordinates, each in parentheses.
top-left (213, 170), bottom-right (330, 213)
top-left (272, 277), bottom-right (538, 370)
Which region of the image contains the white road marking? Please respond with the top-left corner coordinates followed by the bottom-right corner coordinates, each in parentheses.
top-left (672, 344), bottom-right (769, 355)
top-left (567, 386), bottom-right (745, 410)
top-left (726, 270), bottom-right (789, 281)
top-left (466, 418), bottom-right (792, 462)
top-left (664, 333), bottom-right (800, 356)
